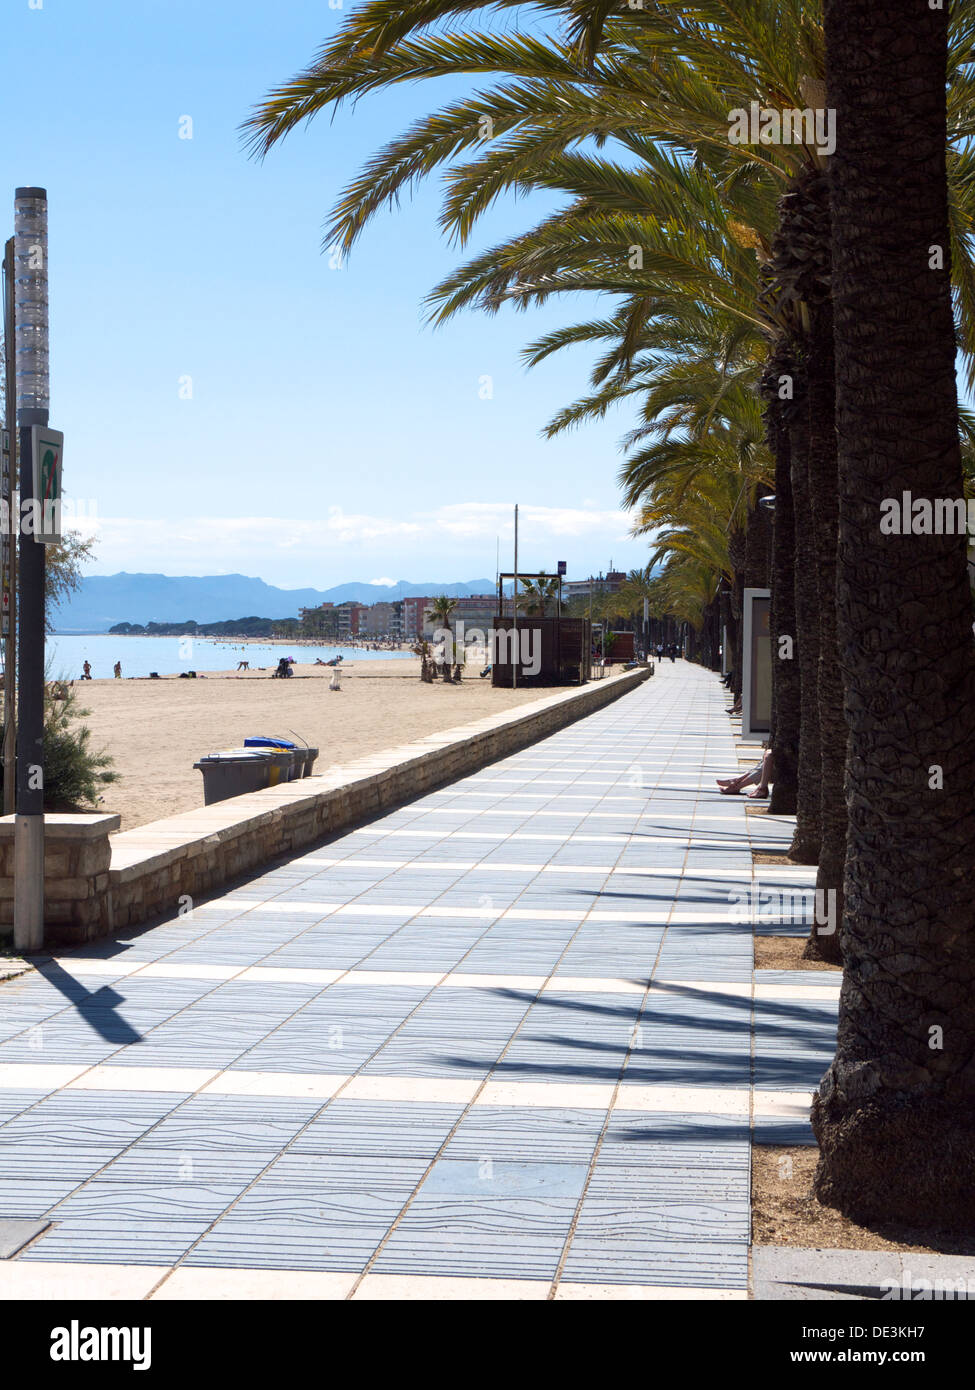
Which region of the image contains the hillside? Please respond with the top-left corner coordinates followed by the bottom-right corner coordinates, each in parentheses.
top-left (53, 573), bottom-right (496, 632)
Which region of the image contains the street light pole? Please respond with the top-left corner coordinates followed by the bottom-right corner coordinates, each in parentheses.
top-left (13, 187), bottom-right (49, 953)
top-left (2, 238), bottom-right (16, 815)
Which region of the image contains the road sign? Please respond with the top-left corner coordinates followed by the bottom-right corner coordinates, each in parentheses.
top-left (557, 560), bottom-right (566, 575)
top-left (30, 425), bottom-right (63, 544)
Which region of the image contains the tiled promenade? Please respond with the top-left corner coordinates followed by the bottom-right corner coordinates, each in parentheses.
top-left (0, 662), bottom-right (837, 1299)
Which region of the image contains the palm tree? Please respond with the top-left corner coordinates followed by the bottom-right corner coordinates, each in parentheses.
top-left (518, 575), bottom-right (560, 616)
top-left (425, 595), bottom-right (458, 678)
top-left (619, 563), bottom-right (661, 657)
top-left (811, 0), bottom-right (975, 1230)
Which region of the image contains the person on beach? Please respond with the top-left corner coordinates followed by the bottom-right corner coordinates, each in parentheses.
top-left (236, 660), bottom-right (249, 671)
top-left (113, 661), bottom-right (122, 679)
top-left (81, 661), bottom-right (92, 680)
top-left (717, 748), bottom-right (774, 798)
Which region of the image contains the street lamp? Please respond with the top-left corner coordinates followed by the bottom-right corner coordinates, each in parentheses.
top-left (14, 190), bottom-right (49, 415)
top-left (13, 187), bottom-right (49, 952)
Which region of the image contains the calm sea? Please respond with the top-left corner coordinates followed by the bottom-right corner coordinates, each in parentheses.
top-left (47, 633), bottom-right (410, 680)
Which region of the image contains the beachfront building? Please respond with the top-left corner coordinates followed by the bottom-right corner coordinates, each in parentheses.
top-left (449, 595), bottom-right (497, 639)
top-left (298, 602), bottom-right (338, 638)
top-left (335, 601), bottom-right (369, 638)
top-left (359, 600), bottom-right (402, 639)
top-left (402, 596), bottom-right (432, 641)
top-left (402, 594), bottom-right (498, 641)
top-left (562, 571), bottom-right (626, 605)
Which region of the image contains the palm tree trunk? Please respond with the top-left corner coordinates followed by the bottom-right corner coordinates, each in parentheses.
top-left (813, 0), bottom-right (975, 1228)
top-left (784, 373), bottom-right (823, 863)
top-left (764, 381), bottom-right (800, 816)
top-left (804, 293), bottom-right (845, 964)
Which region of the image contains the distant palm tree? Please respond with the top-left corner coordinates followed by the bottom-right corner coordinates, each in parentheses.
top-left (518, 576), bottom-right (559, 617)
top-left (426, 595), bottom-right (458, 630)
top-left (425, 596), bottom-right (458, 679)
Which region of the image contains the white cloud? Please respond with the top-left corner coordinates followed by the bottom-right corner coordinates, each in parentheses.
top-left (68, 501), bottom-right (643, 584)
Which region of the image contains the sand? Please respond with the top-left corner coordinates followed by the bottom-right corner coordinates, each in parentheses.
top-left (68, 660), bottom-right (556, 831)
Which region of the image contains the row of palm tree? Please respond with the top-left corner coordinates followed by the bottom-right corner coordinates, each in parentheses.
top-left (247, 1), bottom-right (975, 1230)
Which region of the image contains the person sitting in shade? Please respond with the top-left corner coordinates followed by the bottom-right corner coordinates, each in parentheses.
top-left (717, 748), bottom-right (774, 798)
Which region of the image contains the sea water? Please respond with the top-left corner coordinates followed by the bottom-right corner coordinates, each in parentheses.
top-left (46, 633), bottom-right (411, 680)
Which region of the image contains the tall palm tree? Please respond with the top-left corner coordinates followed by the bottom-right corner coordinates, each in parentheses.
top-left (811, 0), bottom-right (975, 1230)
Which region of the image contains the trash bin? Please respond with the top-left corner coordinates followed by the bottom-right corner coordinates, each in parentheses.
top-left (300, 747), bottom-right (318, 777)
top-left (243, 736), bottom-right (301, 781)
top-left (241, 747), bottom-right (294, 785)
top-left (194, 749), bottom-right (276, 805)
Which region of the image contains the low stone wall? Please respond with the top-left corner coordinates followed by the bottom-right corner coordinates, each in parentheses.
top-left (0, 814), bottom-right (120, 935)
top-left (3, 665), bottom-right (651, 947)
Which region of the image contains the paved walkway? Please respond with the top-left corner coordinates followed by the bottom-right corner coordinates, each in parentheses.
top-left (0, 663), bottom-right (837, 1299)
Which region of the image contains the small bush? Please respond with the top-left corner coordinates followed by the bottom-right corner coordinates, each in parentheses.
top-left (0, 685), bottom-right (118, 811)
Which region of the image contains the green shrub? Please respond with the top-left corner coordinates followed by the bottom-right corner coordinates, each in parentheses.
top-left (0, 685), bottom-right (118, 811)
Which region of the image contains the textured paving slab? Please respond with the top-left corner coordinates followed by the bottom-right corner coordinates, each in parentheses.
top-left (0, 663), bottom-right (830, 1295)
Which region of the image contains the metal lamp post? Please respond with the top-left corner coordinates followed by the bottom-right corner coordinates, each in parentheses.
top-left (14, 187), bottom-right (49, 952)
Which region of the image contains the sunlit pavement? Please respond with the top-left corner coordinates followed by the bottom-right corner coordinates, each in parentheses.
top-left (0, 662), bottom-right (833, 1299)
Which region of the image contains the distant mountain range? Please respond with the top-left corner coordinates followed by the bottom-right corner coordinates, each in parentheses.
top-left (52, 573), bottom-right (497, 633)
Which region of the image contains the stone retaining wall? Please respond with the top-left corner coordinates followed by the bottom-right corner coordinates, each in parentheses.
top-left (1, 665), bottom-right (651, 947)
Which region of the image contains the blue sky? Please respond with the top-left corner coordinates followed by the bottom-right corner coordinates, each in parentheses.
top-left (1, 0), bottom-right (650, 589)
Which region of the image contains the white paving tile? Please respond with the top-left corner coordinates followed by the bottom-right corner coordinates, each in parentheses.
top-left (48, 958), bottom-right (140, 978)
top-left (340, 1076), bottom-right (481, 1105)
top-left (475, 1081), bottom-right (616, 1109)
top-left (68, 1066), bottom-right (220, 1093)
top-left (442, 972), bottom-right (546, 991)
top-left (613, 1086), bottom-right (750, 1117)
top-left (152, 1268), bottom-right (357, 1300)
top-left (353, 1274), bottom-right (550, 1300)
top-left (0, 1263), bottom-right (171, 1300)
top-left (752, 1090), bottom-right (815, 1119)
top-left (131, 963), bottom-right (241, 981)
top-left (0, 1063), bottom-right (90, 1090)
top-left (202, 1071), bottom-right (350, 1099)
top-left (236, 966), bottom-right (345, 986)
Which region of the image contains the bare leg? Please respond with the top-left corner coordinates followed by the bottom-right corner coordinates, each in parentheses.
top-left (746, 750), bottom-right (774, 798)
top-left (719, 763), bottom-right (761, 794)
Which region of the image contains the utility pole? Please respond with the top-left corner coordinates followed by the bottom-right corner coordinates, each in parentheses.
top-left (2, 238), bottom-right (16, 814)
top-left (512, 503), bottom-right (518, 690)
top-left (13, 188), bottom-right (50, 953)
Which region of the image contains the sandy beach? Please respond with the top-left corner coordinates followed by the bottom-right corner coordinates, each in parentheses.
top-left (69, 660), bottom-right (559, 831)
